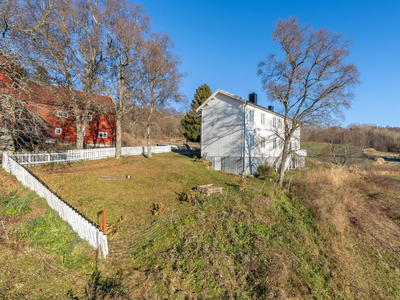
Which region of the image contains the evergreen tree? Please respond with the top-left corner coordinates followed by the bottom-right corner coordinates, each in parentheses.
top-left (182, 84), bottom-right (211, 142)
top-left (32, 65), bottom-right (51, 83)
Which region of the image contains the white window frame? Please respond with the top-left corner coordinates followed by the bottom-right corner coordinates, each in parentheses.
top-left (55, 128), bottom-right (62, 135)
top-left (57, 111), bottom-right (69, 118)
top-left (249, 134), bottom-right (255, 147)
top-left (249, 110), bottom-right (254, 123)
top-left (261, 113), bottom-right (265, 125)
top-left (26, 126), bottom-right (39, 134)
top-left (99, 132), bottom-right (107, 138)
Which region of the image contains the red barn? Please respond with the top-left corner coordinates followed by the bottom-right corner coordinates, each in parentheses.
top-left (1, 71), bottom-right (116, 147)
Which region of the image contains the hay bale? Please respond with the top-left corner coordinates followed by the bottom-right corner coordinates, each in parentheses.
top-left (373, 157), bottom-right (385, 165)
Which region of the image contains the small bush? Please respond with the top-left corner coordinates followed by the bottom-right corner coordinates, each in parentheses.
top-left (178, 190), bottom-right (208, 204)
top-left (255, 164), bottom-right (275, 178)
top-left (150, 203), bottom-right (165, 215)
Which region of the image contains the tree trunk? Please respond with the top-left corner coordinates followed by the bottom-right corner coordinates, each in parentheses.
top-left (277, 140), bottom-right (290, 185)
top-left (115, 116), bottom-right (122, 159)
top-left (146, 125), bottom-right (152, 158)
top-left (76, 122), bottom-right (85, 150)
top-left (76, 116), bottom-right (88, 150)
top-left (76, 133), bottom-right (84, 149)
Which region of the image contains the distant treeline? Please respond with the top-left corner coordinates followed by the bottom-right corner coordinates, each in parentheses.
top-left (303, 124), bottom-right (400, 152)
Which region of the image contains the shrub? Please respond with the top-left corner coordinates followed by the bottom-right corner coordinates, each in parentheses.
top-left (150, 203), bottom-right (165, 215)
top-left (255, 164), bottom-right (275, 178)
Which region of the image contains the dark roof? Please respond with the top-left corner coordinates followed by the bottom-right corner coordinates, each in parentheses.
top-left (23, 80), bottom-right (114, 109)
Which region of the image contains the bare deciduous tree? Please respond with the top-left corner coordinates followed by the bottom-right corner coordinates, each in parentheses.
top-left (102, 0), bottom-right (149, 158)
top-left (0, 0), bottom-right (47, 150)
top-left (70, 0), bottom-right (107, 149)
top-left (21, 0), bottom-right (107, 149)
top-left (257, 17), bottom-right (360, 184)
top-left (139, 33), bottom-right (184, 158)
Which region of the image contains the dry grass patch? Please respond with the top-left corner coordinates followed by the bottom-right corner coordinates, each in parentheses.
top-left (293, 167), bottom-right (400, 298)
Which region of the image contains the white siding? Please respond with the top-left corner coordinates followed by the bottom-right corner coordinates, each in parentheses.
top-left (201, 94), bottom-right (244, 158)
top-left (199, 90), bottom-right (306, 174)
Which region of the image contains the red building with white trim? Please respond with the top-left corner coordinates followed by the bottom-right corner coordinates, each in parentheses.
top-left (1, 72), bottom-right (116, 147)
top-left (24, 81), bottom-right (116, 146)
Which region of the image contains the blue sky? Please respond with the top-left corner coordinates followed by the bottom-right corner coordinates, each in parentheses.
top-left (136, 0), bottom-right (400, 127)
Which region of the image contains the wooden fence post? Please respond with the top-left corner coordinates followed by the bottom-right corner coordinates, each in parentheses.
top-left (100, 209), bottom-right (107, 235)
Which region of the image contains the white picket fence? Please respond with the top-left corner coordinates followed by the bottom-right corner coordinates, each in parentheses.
top-left (11, 145), bottom-right (171, 166)
top-left (2, 152), bottom-right (109, 258)
top-left (1, 145), bottom-right (171, 258)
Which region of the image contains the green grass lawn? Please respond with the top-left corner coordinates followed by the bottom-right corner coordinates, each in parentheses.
top-left (29, 152), bottom-right (266, 230)
top-left (3, 151), bottom-right (400, 298)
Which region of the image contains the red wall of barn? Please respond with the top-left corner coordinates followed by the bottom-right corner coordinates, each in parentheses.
top-left (31, 103), bottom-right (116, 146)
top-left (0, 66), bottom-right (116, 146)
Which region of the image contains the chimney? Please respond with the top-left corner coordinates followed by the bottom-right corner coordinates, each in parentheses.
top-left (249, 92), bottom-right (257, 105)
top-left (268, 105), bottom-right (274, 112)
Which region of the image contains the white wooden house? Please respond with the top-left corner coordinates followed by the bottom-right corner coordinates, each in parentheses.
top-left (196, 89), bottom-right (306, 175)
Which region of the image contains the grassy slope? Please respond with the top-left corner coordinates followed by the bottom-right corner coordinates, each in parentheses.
top-left (127, 164), bottom-right (400, 299)
top-left (29, 152), bottom-right (262, 228)
top-left (2, 149), bottom-right (400, 298)
top-left (0, 169), bottom-right (95, 299)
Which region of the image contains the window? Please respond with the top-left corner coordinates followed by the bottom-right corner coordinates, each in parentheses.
top-left (57, 111), bottom-right (69, 118)
top-left (55, 128), bottom-right (62, 135)
top-left (249, 134), bottom-right (255, 146)
top-left (26, 126), bottom-right (39, 134)
top-left (83, 114), bottom-right (92, 121)
top-left (99, 132), bottom-right (108, 138)
top-left (273, 138), bottom-right (277, 149)
top-left (273, 117), bottom-right (277, 128)
top-left (249, 110), bottom-right (254, 122)
top-left (278, 119), bottom-right (283, 129)
top-left (261, 137), bottom-right (265, 148)
top-left (261, 113), bottom-right (265, 125)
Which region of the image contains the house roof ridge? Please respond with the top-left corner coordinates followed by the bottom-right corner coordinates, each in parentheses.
top-left (196, 88), bottom-right (289, 120)
top-left (22, 79), bottom-right (114, 108)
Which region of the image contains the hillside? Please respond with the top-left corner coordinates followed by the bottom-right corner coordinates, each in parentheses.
top-left (1, 151), bottom-right (400, 298)
top-left (123, 165), bottom-right (400, 299)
